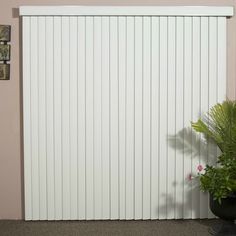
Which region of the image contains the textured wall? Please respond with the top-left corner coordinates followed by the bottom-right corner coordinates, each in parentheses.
top-left (0, 0), bottom-right (235, 219)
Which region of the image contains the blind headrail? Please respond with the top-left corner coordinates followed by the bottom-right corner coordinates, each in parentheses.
top-left (19, 6), bottom-right (234, 17)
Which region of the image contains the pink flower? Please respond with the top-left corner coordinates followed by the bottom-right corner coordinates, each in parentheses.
top-left (197, 165), bottom-right (203, 172)
top-left (187, 173), bottom-right (194, 181)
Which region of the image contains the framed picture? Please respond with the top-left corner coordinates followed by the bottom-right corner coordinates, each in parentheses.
top-left (0, 44), bottom-right (10, 61)
top-left (0, 64), bottom-right (10, 80)
top-left (0, 25), bottom-right (11, 42)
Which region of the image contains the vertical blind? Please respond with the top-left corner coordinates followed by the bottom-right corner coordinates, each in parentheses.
top-left (20, 6), bottom-right (233, 220)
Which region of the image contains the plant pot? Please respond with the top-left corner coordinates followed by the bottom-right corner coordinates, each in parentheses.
top-left (210, 194), bottom-right (236, 221)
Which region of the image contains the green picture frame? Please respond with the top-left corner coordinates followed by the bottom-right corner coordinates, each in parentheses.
top-left (0, 44), bottom-right (10, 61)
top-left (0, 25), bottom-right (11, 42)
top-left (0, 64), bottom-right (10, 80)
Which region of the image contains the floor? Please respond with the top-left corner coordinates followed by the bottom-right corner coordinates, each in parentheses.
top-left (1, 219), bottom-right (235, 236)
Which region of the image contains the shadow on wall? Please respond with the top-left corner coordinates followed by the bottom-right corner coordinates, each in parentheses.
top-left (156, 127), bottom-right (218, 218)
top-left (158, 185), bottom-right (201, 219)
top-left (18, 9), bottom-right (25, 219)
top-left (169, 127), bottom-right (217, 163)
top-left (12, 8), bottom-right (19, 18)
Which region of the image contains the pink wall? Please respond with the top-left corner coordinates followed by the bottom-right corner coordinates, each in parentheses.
top-left (0, 0), bottom-right (235, 219)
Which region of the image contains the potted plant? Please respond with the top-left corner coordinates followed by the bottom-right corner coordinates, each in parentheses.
top-left (191, 100), bottom-right (236, 221)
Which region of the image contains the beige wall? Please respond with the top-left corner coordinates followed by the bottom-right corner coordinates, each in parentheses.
top-left (0, 0), bottom-right (235, 219)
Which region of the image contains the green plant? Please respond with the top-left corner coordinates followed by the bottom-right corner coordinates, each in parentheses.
top-left (191, 100), bottom-right (236, 203)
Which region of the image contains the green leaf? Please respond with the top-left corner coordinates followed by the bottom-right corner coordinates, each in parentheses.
top-left (191, 100), bottom-right (236, 203)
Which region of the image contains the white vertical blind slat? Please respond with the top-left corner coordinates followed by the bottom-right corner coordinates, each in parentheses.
top-left (151, 16), bottom-right (160, 220)
top-left (208, 17), bottom-right (218, 219)
top-left (159, 16), bottom-right (168, 219)
top-left (54, 16), bottom-right (63, 220)
top-left (94, 16), bottom-right (102, 220)
top-left (30, 16), bottom-right (40, 220)
top-left (85, 16), bottom-right (94, 220)
top-left (45, 16), bottom-right (55, 220)
top-left (167, 16), bottom-right (176, 219)
top-left (175, 16), bottom-right (184, 219)
top-left (77, 16), bottom-right (86, 220)
top-left (126, 16), bottom-right (135, 220)
top-left (61, 17), bottom-right (71, 220)
top-left (101, 16), bottom-right (110, 219)
top-left (110, 16), bottom-right (119, 219)
top-left (192, 16), bottom-right (201, 219)
top-left (38, 16), bottom-right (47, 220)
top-left (69, 16), bottom-right (78, 220)
top-left (23, 16), bottom-right (32, 220)
top-left (134, 16), bottom-right (143, 220)
top-left (183, 16), bottom-right (193, 219)
top-left (200, 16), bottom-right (209, 219)
top-left (142, 16), bottom-right (151, 219)
top-left (118, 16), bottom-right (127, 220)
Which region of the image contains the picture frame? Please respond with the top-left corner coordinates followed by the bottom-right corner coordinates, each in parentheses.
top-left (0, 64), bottom-right (10, 80)
top-left (0, 44), bottom-right (10, 61)
top-left (0, 25), bottom-right (11, 42)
